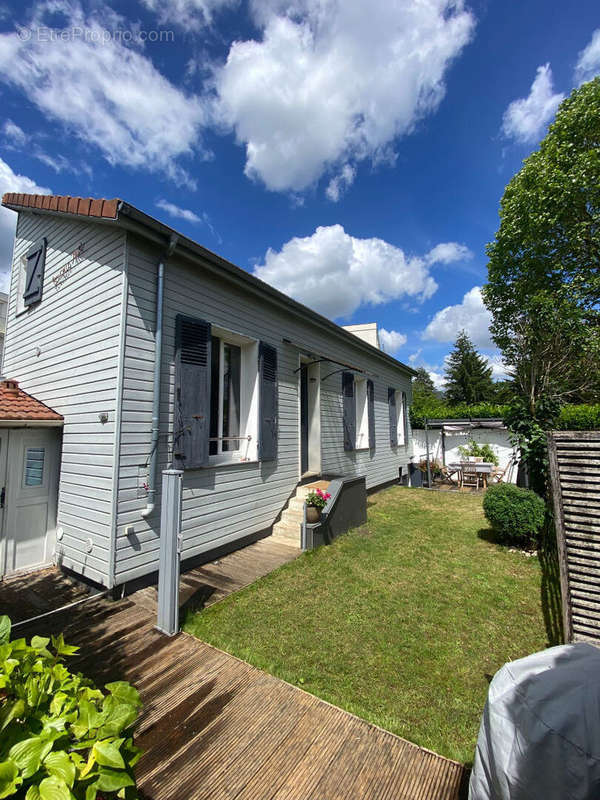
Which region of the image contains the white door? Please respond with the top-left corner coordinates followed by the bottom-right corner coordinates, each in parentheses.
top-left (1, 428), bottom-right (61, 576)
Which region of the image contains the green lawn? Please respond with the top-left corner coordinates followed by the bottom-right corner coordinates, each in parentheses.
top-left (183, 487), bottom-right (552, 764)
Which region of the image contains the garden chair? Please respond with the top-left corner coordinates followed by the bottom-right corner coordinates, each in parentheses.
top-left (461, 462), bottom-right (480, 490)
top-left (490, 466), bottom-right (506, 484)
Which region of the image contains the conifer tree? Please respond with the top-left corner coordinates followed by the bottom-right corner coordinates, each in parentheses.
top-left (444, 331), bottom-right (494, 404)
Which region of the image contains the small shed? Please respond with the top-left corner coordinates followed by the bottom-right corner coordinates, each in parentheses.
top-left (0, 379), bottom-right (63, 577)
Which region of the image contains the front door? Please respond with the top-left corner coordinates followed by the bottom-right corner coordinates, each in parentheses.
top-left (1, 428), bottom-right (61, 577)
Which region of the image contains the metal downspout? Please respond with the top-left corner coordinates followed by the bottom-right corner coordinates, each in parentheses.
top-left (141, 234), bottom-right (178, 519)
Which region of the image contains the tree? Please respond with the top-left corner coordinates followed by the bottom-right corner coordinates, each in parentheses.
top-left (412, 367), bottom-right (436, 400)
top-left (443, 331), bottom-right (494, 404)
top-left (484, 77), bottom-right (600, 492)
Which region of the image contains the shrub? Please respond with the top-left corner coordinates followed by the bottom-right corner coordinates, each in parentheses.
top-left (409, 400), bottom-right (508, 429)
top-left (556, 404), bottom-right (600, 431)
top-left (482, 484), bottom-right (546, 546)
top-left (457, 438), bottom-right (499, 466)
top-left (0, 616), bottom-right (142, 800)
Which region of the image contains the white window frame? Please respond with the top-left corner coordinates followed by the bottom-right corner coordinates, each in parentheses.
top-left (209, 326), bottom-right (259, 466)
top-left (355, 377), bottom-right (369, 450)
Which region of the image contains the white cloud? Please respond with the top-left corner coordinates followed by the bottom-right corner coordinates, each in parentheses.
top-left (425, 242), bottom-right (472, 265)
top-left (254, 224), bottom-right (441, 319)
top-left (575, 29), bottom-right (600, 84)
top-left (0, 2), bottom-right (206, 186)
top-left (2, 120), bottom-right (26, 148)
top-left (423, 286), bottom-right (492, 348)
top-left (485, 353), bottom-right (510, 381)
top-left (140, 0), bottom-right (235, 29)
top-left (501, 64), bottom-right (564, 144)
top-left (215, 0), bottom-right (474, 193)
top-left (325, 164), bottom-right (356, 203)
top-left (379, 328), bottom-right (407, 354)
top-left (0, 157), bottom-right (51, 292)
top-left (156, 199), bottom-right (203, 224)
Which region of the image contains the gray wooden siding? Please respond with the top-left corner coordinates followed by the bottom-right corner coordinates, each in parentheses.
top-left (115, 234), bottom-right (412, 583)
top-left (3, 213), bottom-right (125, 585)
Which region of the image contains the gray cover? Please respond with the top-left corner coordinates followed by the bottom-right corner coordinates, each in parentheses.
top-left (470, 643), bottom-right (600, 800)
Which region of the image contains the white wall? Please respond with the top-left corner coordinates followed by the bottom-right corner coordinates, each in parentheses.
top-left (3, 213), bottom-right (125, 585)
top-left (412, 427), bottom-right (519, 483)
top-left (113, 233), bottom-right (413, 584)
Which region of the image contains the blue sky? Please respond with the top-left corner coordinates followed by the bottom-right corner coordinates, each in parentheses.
top-left (0, 0), bottom-right (599, 386)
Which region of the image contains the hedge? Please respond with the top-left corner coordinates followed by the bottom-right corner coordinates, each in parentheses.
top-left (410, 401), bottom-right (600, 431)
top-left (555, 404), bottom-right (600, 431)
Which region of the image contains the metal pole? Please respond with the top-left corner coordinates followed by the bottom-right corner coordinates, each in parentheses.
top-left (425, 419), bottom-right (432, 489)
top-left (156, 469), bottom-right (183, 636)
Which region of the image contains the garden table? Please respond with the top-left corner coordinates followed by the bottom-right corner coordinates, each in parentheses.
top-left (448, 461), bottom-right (495, 489)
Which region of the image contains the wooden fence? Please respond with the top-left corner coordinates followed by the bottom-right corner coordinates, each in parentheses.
top-left (548, 431), bottom-right (600, 644)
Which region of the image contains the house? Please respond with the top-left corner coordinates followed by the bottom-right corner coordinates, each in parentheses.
top-left (0, 192), bottom-right (415, 587)
top-left (0, 291), bottom-right (8, 370)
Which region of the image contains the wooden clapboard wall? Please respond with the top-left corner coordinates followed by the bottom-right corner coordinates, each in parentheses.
top-left (548, 431), bottom-right (600, 644)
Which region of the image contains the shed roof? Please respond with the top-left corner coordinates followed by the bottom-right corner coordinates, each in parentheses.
top-left (1, 192), bottom-right (417, 378)
top-left (0, 379), bottom-right (63, 422)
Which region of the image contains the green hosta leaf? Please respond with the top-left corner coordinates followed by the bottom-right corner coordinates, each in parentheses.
top-left (84, 783), bottom-right (99, 800)
top-left (105, 682), bottom-right (141, 710)
top-left (9, 737), bottom-right (53, 779)
top-left (26, 786), bottom-right (42, 800)
top-left (0, 760), bottom-right (20, 799)
top-left (39, 775), bottom-right (72, 800)
top-left (93, 740), bottom-right (125, 769)
top-left (44, 751), bottom-right (76, 788)
top-left (2, 659), bottom-right (18, 677)
top-left (0, 699), bottom-right (25, 732)
top-left (0, 617), bottom-right (10, 645)
top-left (96, 767), bottom-right (135, 793)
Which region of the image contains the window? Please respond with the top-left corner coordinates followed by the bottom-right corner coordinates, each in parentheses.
top-left (24, 447), bottom-right (45, 486)
top-left (210, 337), bottom-right (241, 455)
top-left (208, 328), bottom-right (259, 464)
top-left (355, 378), bottom-right (369, 450)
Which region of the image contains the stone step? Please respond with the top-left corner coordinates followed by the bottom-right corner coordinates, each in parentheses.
top-left (288, 497), bottom-right (306, 512)
top-left (271, 522), bottom-right (301, 546)
top-left (281, 508), bottom-right (303, 525)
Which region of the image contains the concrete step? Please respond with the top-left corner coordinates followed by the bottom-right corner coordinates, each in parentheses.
top-left (271, 522), bottom-right (301, 546)
top-left (281, 508), bottom-right (303, 525)
top-left (288, 497), bottom-right (306, 512)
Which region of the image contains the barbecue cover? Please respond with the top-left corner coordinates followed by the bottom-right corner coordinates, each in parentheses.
top-left (469, 643), bottom-right (600, 800)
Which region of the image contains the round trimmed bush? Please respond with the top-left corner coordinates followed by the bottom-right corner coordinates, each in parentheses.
top-left (483, 483), bottom-right (546, 545)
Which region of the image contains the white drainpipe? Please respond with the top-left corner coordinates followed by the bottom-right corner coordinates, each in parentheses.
top-left (141, 234), bottom-right (178, 519)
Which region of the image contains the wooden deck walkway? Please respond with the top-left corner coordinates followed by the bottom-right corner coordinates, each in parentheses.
top-left (132, 537), bottom-right (301, 615)
top-left (15, 596), bottom-right (466, 800)
top-left (3, 537), bottom-right (467, 799)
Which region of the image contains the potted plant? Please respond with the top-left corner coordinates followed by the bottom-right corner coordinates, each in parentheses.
top-left (305, 487), bottom-right (331, 523)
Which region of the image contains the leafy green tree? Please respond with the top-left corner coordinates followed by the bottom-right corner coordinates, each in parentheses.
top-left (484, 77), bottom-right (600, 492)
top-left (443, 331), bottom-right (494, 404)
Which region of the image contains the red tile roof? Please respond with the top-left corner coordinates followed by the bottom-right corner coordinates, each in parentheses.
top-left (0, 380), bottom-right (63, 421)
top-left (2, 193), bottom-right (120, 219)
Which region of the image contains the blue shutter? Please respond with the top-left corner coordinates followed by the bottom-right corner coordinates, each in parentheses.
top-left (343, 372), bottom-right (356, 451)
top-left (258, 341), bottom-right (278, 461)
top-left (388, 388), bottom-right (398, 447)
top-left (173, 315), bottom-right (211, 469)
top-left (367, 379), bottom-right (375, 450)
top-left (23, 237), bottom-right (47, 307)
